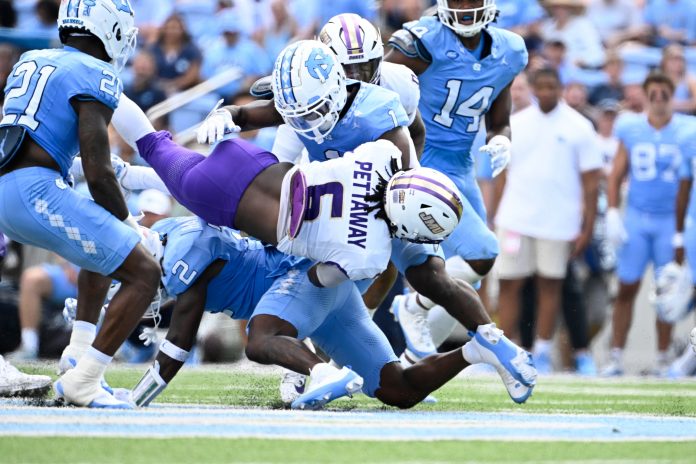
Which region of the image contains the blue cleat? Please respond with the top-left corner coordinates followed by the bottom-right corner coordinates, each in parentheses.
top-left (291, 365), bottom-right (363, 411)
top-left (463, 323), bottom-right (537, 404)
top-left (575, 353), bottom-right (597, 376)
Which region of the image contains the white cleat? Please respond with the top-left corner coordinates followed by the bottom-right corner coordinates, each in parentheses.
top-left (291, 365), bottom-right (363, 411)
top-left (390, 295), bottom-right (436, 359)
top-left (0, 355), bottom-right (51, 398)
top-left (279, 369), bottom-right (307, 406)
top-left (463, 324), bottom-right (537, 404)
top-left (600, 362), bottom-right (624, 377)
top-left (54, 369), bottom-right (133, 409)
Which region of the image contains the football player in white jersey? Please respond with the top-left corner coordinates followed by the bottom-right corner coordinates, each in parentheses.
top-left (268, 13), bottom-right (426, 163)
top-left (198, 37), bottom-right (537, 403)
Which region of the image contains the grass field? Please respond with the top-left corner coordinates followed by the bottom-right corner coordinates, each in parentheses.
top-left (1, 363), bottom-right (695, 463)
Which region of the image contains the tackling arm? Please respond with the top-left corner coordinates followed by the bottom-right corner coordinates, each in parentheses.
top-left (379, 126), bottom-right (413, 169)
top-left (131, 260), bottom-right (226, 407)
top-left (226, 99), bottom-right (284, 131)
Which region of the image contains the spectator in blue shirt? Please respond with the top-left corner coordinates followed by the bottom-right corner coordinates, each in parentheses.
top-left (201, 10), bottom-right (273, 100)
top-left (149, 14), bottom-right (203, 96)
top-left (643, 0), bottom-right (696, 46)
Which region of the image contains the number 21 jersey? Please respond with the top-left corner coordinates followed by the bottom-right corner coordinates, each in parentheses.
top-left (1, 47), bottom-right (122, 177)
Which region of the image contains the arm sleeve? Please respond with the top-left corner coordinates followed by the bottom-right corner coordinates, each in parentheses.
top-left (271, 124), bottom-right (305, 164)
top-left (121, 166), bottom-right (170, 193)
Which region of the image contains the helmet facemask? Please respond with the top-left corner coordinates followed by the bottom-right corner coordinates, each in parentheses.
top-left (437, 0), bottom-right (497, 37)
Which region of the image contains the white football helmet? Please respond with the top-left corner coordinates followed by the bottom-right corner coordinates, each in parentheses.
top-left (58, 0), bottom-right (138, 72)
top-left (319, 13), bottom-right (384, 84)
top-left (272, 40), bottom-right (348, 144)
top-left (653, 262), bottom-right (694, 323)
top-left (437, 0), bottom-right (497, 37)
top-left (384, 168), bottom-right (464, 243)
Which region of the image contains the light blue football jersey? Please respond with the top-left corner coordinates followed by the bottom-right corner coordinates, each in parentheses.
top-left (1, 47), bottom-right (122, 177)
top-left (677, 118), bottom-right (696, 219)
top-left (298, 82), bottom-right (409, 162)
top-left (615, 112), bottom-right (692, 214)
top-left (153, 216), bottom-right (303, 320)
top-left (400, 17), bottom-right (527, 171)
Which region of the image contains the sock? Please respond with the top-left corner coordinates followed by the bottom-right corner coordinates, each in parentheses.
top-left (65, 321), bottom-right (97, 361)
top-left (405, 292), bottom-right (434, 313)
top-left (533, 338), bottom-right (552, 357)
top-left (657, 350), bottom-right (670, 366)
top-left (111, 94), bottom-right (156, 150)
top-left (20, 328), bottom-right (39, 354)
top-left (610, 347), bottom-right (624, 366)
top-left (427, 305), bottom-right (458, 347)
top-left (310, 362), bottom-right (336, 384)
top-left (71, 347), bottom-right (112, 384)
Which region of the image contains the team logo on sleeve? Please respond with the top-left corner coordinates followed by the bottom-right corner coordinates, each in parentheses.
top-left (305, 48), bottom-right (334, 82)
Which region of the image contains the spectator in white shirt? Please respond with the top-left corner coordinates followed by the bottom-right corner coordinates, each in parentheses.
top-left (494, 67), bottom-right (603, 374)
top-left (541, 0), bottom-right (606, 69)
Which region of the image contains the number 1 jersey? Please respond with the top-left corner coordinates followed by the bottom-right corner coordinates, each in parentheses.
top-left (1, 47), bottom-right (122, 177)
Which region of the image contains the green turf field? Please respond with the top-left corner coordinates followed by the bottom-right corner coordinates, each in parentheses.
top-left (1, 364), bottom-right (695, 463)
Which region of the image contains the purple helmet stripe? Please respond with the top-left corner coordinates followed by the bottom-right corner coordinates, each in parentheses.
top-left (390, 184), bottom-right (462, 221)
top-left (354, 17), bottom-right (364, 49)
top-left (398, 174), bottom-right (460, 200)
top-left (339, 15), bottom-right (354, 51)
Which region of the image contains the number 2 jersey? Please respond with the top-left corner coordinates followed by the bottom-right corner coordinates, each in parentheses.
top-left (391, 16), bottom-right (527, 172)
top-left (1, 47), bottom-right (121, 177)
top-left (276, 141), bottom-right (397, 282)
top-left (153, 216), bottom-right (302, 320)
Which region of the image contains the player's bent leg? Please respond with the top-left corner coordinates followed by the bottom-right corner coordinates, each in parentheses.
top-left (245, 315), bottom-right (322, 373)
top-left (376, 350), bottom-right (470, 409)
top-left (57, 245), bottom-right (160, 409)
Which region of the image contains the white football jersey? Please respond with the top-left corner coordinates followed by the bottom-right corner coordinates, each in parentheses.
top-left (378, 62), bottom-right (420, 125)
top-left (271, 62), bottom-right (420, 163)
top-left (276, 141), bottom-right (400, 281)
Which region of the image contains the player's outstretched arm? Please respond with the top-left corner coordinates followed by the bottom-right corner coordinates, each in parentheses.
top-left (74, 100), bottom-right (129, 221)
top-left (379, 126), bottom-right (413, 169)
top-left (131, 260), bottom-right (225, 407)
top-left (408, 111), bottom-right (426, 159)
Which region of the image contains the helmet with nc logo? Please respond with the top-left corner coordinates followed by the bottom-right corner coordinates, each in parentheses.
top-left (271, 40), bottom-right (348, 144)
top-left (58, 0), bottom-right (138, 72)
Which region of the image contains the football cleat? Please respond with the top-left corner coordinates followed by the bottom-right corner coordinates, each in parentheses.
top-left (463, 323), bottom-right (536, 404)
top-left (57, 354), bottom-right (115, 395)
top-left (574, 353), bottom-right (597, 376)
top-left (291, 365), bottom-right (363, 411)
top-left (54, 377), bottom-right (132, 409)
top-left (279, 369), bottom-right (307, 406)
top-left (0, 356), bottom-right (51, 398)
top-left (600, 361), bottom-right (624, 377)
top-left (391, 295), bottom-right (437, 359)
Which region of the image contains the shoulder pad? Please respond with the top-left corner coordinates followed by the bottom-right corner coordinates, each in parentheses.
top-left (388, 29), bottom-right (432, 63)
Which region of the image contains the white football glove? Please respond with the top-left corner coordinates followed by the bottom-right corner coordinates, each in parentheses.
top-left (196, 99), bottom-right (240, 145)
top-left (691, 326), bottom-right (696, 353)
top-left (479, 135), bottom-right (511, 178)
top-left (605, 207), bottom-right (627, 249)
